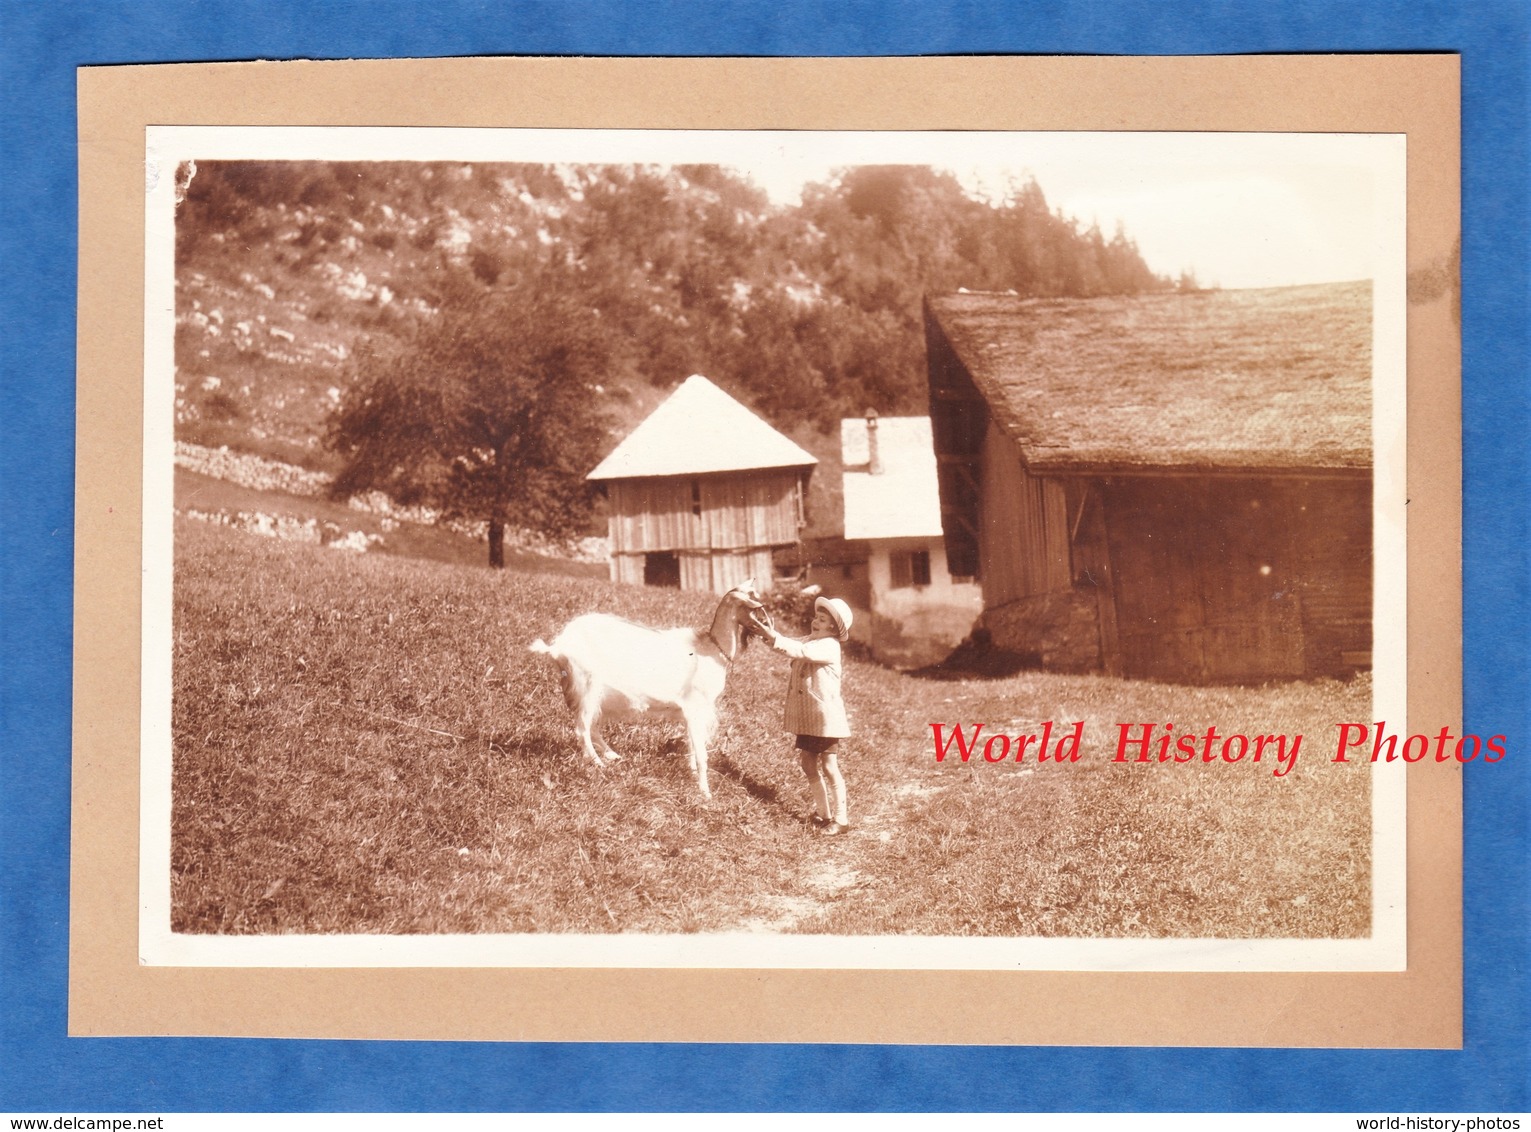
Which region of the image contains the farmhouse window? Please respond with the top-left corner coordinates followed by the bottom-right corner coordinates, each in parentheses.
top-left (891, 549), bottom-right (932, 589)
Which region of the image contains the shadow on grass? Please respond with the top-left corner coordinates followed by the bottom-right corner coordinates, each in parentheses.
top-left (907, 629), bottom-right (1042, 682)
top-left (709, 749), bottom-right (786, 808)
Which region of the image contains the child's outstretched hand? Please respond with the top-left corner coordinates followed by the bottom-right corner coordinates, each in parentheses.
top-left (747, 610), bottom-right (776, 641)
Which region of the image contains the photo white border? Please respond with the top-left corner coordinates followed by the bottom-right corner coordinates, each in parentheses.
top-left (140, 126), bottom-right (1408, 970)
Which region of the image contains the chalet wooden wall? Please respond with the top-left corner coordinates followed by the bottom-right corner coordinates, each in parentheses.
top-left (604, 469), bottom-right (804, 593)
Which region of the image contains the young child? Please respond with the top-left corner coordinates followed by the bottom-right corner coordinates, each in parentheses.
top-left (752, 595), bottom-right (855, 835)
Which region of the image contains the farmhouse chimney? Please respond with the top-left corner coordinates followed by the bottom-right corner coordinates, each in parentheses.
top-left (866, 409), bottom-right (883, 475)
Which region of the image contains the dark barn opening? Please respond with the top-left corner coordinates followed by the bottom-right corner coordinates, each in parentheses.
top-left (643, 551), bottom-right (681, 588)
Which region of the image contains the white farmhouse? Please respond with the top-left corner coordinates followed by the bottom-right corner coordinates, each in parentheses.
top-left (840, 413), bottom-right (982, 667)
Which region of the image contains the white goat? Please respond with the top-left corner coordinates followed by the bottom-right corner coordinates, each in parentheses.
top-left (529, 580), bottom-right (767, 799)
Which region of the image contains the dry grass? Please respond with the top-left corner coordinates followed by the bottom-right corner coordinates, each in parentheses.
top-left (171, 518), bottom-right (1371, 938)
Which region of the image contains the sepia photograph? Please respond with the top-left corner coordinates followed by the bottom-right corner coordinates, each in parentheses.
top-left (14, 24), bottom-right (1496, 1110)
top-left (140, 126), bottom-right (1407, 970)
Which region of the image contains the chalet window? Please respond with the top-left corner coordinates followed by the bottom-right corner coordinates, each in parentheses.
top-left (890, 549), bottom-right (932, 589)
top-left (690, 479), bottom-right (702, 517)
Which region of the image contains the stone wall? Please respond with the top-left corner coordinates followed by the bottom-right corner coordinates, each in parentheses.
top-left (982, 587), bottom-right (1103, 673)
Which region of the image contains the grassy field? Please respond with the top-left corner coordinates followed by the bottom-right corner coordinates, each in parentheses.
top-left (171, 517), bottom-right (1371, 938)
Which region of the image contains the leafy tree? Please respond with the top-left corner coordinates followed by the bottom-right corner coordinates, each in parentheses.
top-left (326, 271), bottom-right (612, 568)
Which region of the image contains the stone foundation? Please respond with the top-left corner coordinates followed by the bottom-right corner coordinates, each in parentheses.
top-left (983, 588), bottom-right (1103, 673)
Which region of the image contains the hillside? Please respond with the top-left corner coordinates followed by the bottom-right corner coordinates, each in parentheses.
top-left (173, 161), bottom-right (1171, 544)
top-left (175, 163), bottom-right (607, 469)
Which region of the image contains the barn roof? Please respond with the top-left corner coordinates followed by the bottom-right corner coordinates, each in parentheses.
top-left (586, 374), bottom-right (817, 481)
top-left (841, 416), bottom-right (944, 540)
top-left (926, 281), bottom-right (1372, 473)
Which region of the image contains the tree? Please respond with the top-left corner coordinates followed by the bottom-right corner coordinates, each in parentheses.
top-left (326, 274), bottom-right (612, 568)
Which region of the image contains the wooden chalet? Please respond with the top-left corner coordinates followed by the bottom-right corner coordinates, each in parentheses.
top-left (587, 374), bottom-right (816, 593)
top-left (924, 282), bottom-right (1373, 684)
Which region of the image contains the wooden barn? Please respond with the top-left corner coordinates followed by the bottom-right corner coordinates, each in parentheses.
top-left (587, 374), bottom-right (817, 593)
top-left (924, 281), bottom-right (1373, 684)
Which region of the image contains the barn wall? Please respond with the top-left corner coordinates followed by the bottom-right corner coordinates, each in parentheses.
top-left (1100, 475), bottom-right (1371, 683)
top-left (975, 472), bottom-right (1370, 684)
top-left (610, 553), bottom-right (644, 587)
top-left (979, 422), bottom-right (1071, 606)
top-left (705, 548), bottom-right (777, 593)
top-left (1281, 478), bottom-right (1373, 672)
top-left (698, 473), bottom-right (801, 548)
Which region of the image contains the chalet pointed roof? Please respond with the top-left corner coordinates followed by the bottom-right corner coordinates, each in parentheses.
top-left (586, 374), bottom-right (817, 481)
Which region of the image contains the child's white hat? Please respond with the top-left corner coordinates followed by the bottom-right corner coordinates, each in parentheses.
top-left (815, 596), bottom-right (854, 640)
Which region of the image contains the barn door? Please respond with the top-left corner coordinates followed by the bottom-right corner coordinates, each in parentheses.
top-left (1105, 480), bottom-right (1306, 683)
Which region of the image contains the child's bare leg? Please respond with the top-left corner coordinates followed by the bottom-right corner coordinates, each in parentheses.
top-left (799, 749), bottom-right (830, 820)
top-left (821, 750), bottom-right (848, 826)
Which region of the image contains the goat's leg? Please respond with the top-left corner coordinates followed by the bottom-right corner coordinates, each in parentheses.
top-left (575, 699), bottom-right (607, 768)
top-left (590, 716), bottom-right (622, 762)
top-left (683, 703), bottom-right (718, 799)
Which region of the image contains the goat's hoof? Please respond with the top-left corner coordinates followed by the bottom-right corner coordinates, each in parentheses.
top-left (604, 751), bottom-right (624, 762)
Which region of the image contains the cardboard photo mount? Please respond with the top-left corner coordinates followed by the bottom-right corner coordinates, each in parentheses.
top-left (73, 54), bottom-right (1462, 1045)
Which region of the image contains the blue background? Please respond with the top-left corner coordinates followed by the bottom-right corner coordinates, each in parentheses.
top-left (2, 0), bottom-right (1526, 1113)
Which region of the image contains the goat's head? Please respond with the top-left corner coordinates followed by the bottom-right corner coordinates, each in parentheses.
top-left (714, 577), bottom-right (770, 652)
top-left (728, 577), bottom-right (764, 607)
